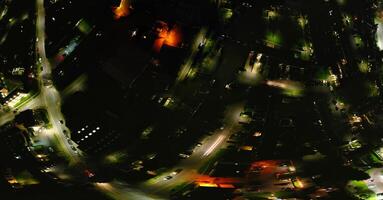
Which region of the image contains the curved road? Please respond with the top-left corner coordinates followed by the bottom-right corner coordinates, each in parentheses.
top-left (32, 1), bottom-right (247, 199)
top-left (35, 0), bottom-right (166, 199)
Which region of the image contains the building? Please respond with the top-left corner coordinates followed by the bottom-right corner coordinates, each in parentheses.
top-left (0, 89), bottom-right (28, 109)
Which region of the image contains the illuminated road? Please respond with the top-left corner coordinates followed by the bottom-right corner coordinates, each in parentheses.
top-left (0, 94), bottom-right (43, 126)
top-left (376, 20), bottom-right (383, 51)
top-left (0, 111), bottom-right (14, 126)
top-left (42, 86), bottom-right (83, 161)
top-left (36, 0), bottom-right (82, 163)
top-left (34, 1), bottom-right (165, 199)
top-left (61, 74), bottom-right (88, 99)
top-left (89, 30), bottom-right (246, 200)
top-left (92, 103), bottom-right (244, 199)
top-left (177, 28), bottom-right (207, 82)
top-left (95, 181), bottom-right (165, 200)
top-left (2, 1), bottom-right (276, 199)
top-left (10, 2), bottom-right (380, 200)
top-left (139, 103), bottom-right (244, 197)
top-left (0, 1), bottom-right (240, 199)
top-left (36, 0), bottom-right (51, 77)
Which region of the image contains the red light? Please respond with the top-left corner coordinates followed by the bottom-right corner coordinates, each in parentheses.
top-left (153, 23), bottom-right (182, 52)
top-left (55, 54), bottom-right (65, 62)
top-left (219, 184), bottom-right (235, 188)
top-left (84, 169), bottom-right (95, 178)
top-left (113, 0), bottom-right (130, 20)
top-left (164, 25), bottom-right (182, 47)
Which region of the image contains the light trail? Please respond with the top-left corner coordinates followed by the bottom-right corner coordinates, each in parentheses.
top-left (376, 19), bottom-right (383, 50)
top-left (266, 80), bottom-right (304, 96)
top-left (203, 135), bottom-right (225, 157)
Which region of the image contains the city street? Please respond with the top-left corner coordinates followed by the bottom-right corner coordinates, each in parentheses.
top-left (140, 103), bottom-right (244, 196)
top-left (1, 0), bottom-right (383, 199)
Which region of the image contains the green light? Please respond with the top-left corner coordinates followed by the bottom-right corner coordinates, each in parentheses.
top-left (141, 126), bottom-right (154, 139)
top-left (264, 9), bottom-right (279, 20)
top-left (347, 180), bottom-right (376, 200)
top-left (316, 68), bottom-right (331, 80)
top-left (297, 15), bottom-right (308, 29)
top-left (358, 60), bottom-right (370, 73)
top-left (105, 152), bottom-right (125, 164)
top-left (366, 82), bottom-right (379, 97)
top-left (299, 40), bottom-right (313, 61)
top-left (265, 31), bottom-right (282, 47)
top-left (337, 0), bottom-right (347, 6)
top-left (76, 19), bottom-right (93, 34)
top-left (15, 170), bottom-right (39, 185)
top-left (222, 8), bottom-right (233, 20)
top-left (353, 35), bottom-right (363, 48)
top-left (283, 88), bottom-right (303, 97)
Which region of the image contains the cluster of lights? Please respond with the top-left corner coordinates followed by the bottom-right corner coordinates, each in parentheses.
top-left (4, 92), bottom-right (27, 108)
top-left (11, 67), bottom-right (25, 75)
top-left (350, 114), bottom-right (362, 124)
top-left (0, 88), bottom-right (8, 98)
top-left (77, 126), bottom-right (100, 143)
